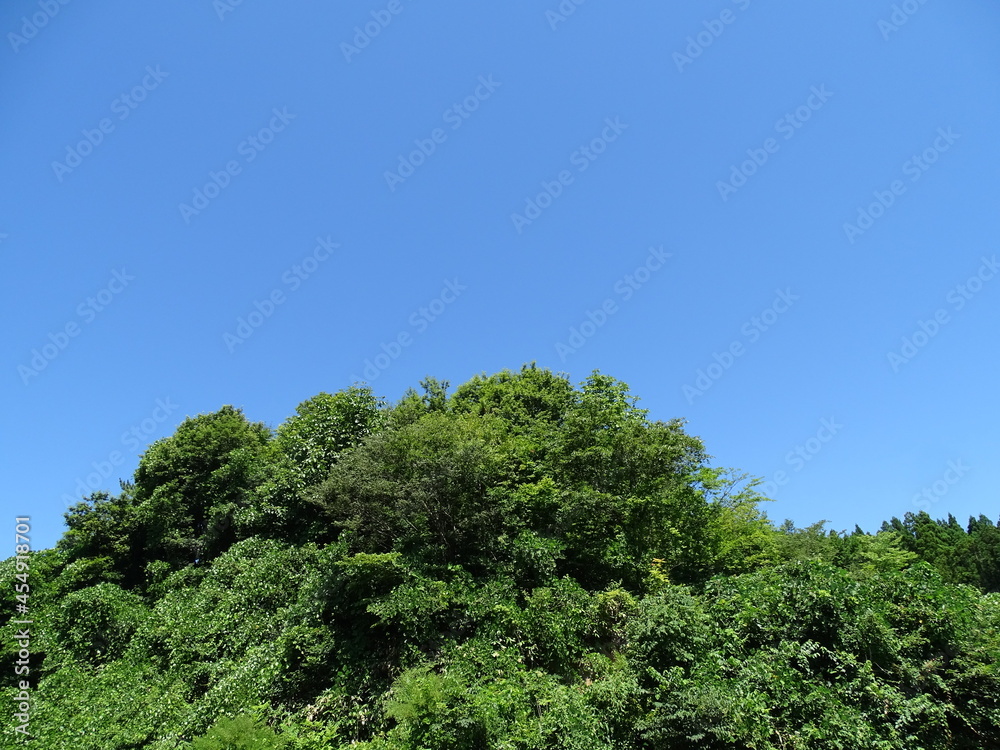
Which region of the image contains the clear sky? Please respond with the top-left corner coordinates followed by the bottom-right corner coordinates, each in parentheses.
top-left (3, 1), bottom-right (998, 552)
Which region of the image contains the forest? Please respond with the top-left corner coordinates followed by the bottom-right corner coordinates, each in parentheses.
top-left (3, 365), bottom-right (999, 748)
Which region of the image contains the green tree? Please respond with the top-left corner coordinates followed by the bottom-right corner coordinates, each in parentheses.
top-left (276, 386), bottom-right (386, 488)
top-left (314, 411), bottom-right (507, 567)
top-left (850, 530), bottom-right (919, 574)
top-left (58, 488), bottom-right (142, 586)
top-left (450, 363), bottom-right (575, 429)
top-left (132, 405), bottom-right (270, 569)
top-left (968, 514), bottom-right (1000, 592)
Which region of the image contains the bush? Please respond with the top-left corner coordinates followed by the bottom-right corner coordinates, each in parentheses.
top-left (190, 713), bottom-right (287, 749)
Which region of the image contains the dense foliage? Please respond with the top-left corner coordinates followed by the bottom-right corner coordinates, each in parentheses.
top-left (3, 366), bottom-right (999, 748)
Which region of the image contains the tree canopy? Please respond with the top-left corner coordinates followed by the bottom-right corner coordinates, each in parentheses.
top-left (4, 365), bottom-right (999, 748)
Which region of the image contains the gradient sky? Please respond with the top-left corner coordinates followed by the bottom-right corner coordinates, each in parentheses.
top-left (3, 1), bottom-right (998, 552)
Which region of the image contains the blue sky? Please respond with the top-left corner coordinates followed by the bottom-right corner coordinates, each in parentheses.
top-left (3, 1), bottom-right (998, 552)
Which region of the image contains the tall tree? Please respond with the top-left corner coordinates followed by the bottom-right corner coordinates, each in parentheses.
top-left (132, 405), bottom-right (271, 569)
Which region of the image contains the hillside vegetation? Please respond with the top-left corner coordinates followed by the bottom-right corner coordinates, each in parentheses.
top-left (4, 366), bottom-right (999, 748)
